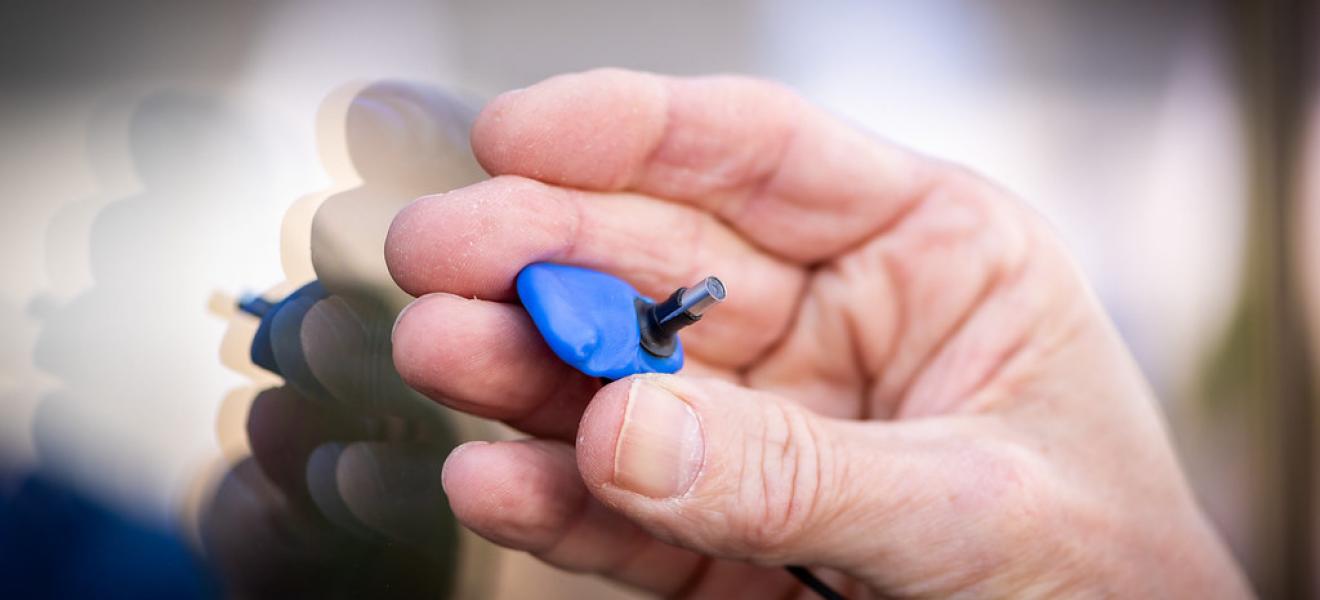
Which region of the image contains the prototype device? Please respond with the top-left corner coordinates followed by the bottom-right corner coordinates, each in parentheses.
top-left (237, 281), bottom-right (328, 377)
top-left (516, 262), bottom-right (723, 378)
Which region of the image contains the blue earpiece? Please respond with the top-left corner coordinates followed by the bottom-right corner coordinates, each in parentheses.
top-left (516, 263), bottom-right (684, 379)
top-left (516, 262), bottom-right (725, 380)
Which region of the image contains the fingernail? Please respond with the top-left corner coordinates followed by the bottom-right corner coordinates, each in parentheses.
top-left (614, 379), bottom-right (704, 498)
top-left (392, 293), bottom-right (438, 338)
top-left (441, 441), bottom-right (488, 495)
top-left (392, 301), bottom-right (417, 339)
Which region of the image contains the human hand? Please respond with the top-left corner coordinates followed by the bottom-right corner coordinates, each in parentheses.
top-left (386, 69), bottom-right (1250, 598)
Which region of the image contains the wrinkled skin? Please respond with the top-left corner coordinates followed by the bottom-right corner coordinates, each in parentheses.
top-left (386, 69), bottom-right (1251, 598)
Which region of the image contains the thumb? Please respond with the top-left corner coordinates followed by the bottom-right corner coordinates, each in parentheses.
top-left (574, 374), bottom-right (955, 573)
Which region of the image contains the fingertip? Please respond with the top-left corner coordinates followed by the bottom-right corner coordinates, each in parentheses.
top-left (441, 441), bottom-right (531, 542)
top-left (392, 293), bottom-right (557, 414)
top-left (383, 178), bottom-right (577, 299)
top-left (468, 87), bottom-right (523, 176)
top-left (383, 193), bottom-right (439, 297)
top-left (390, 293), bottom-right (467, 396)
top-left (391, 290), bottom-right (599, 440)
top-left (439, 440), bottom-right (490, 497)
top-left (391, 293), bottom-right (473, 395)
top-left (575, 376), bottom-right (646, 492)
top-left (441, 440), bottom-right (585, 551)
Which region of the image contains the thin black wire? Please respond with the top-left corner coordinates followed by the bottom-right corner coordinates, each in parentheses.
top-left (786, 565), bottom-right (847, 600)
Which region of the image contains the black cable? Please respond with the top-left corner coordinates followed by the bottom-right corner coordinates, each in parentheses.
top-left (786, 565), bottom-right (847, 600)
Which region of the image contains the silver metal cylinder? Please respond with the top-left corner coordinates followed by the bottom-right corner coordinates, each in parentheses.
top-left (657, 276), bottom-right (725, 324)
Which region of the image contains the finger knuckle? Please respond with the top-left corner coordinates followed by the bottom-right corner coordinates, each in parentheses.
top-left (730, 402), bottom-right (834, 560)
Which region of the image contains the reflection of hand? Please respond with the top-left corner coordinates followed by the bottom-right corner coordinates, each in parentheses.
top-left (201, 386), bottom-right (461, 597)
top-left (203, 293), bottom-right (467, 597)
top-left (386, 69), bottom-right (1249, 597)
top-left (204, 81), bottom-right (495, 598)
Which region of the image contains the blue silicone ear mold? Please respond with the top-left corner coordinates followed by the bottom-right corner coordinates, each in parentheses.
top-left (516, 262), bottom-right (683, 379)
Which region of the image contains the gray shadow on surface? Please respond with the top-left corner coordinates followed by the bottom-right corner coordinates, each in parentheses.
top-left (30, 92), bottom-right (278, 517)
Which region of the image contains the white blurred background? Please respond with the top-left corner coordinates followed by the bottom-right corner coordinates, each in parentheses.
top-left (2, 0), bottom-right (1307, 596)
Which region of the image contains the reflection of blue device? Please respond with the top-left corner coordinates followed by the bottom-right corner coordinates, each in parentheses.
top-left (516, 263), bottom-right (724, 379)
top-left (237, 281), bottom-right (327, 377)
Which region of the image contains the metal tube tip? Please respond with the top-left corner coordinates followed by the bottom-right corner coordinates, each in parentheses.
top-left (679, 276), bottom-right (725, 317)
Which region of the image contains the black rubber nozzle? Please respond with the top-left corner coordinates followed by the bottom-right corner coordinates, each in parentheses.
top-left (638, 276), bottom-right (725, 357)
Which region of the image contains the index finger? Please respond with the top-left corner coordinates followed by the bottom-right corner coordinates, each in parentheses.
top-left (471, 68), bottom-right (941, 262)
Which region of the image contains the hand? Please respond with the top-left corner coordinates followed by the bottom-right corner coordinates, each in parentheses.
top-left (385, 69), bottom-right (1250, 598)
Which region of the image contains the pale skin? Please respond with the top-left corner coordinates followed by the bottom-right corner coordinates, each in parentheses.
top-left (385, 69), bottom-right (1252, 598)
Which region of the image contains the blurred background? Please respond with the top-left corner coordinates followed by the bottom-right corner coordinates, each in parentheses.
top-left (1, 0), bottom-right (1316, 597)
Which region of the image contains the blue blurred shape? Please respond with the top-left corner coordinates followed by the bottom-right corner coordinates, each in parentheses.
top-left (238, 281), bottom-right (327, 376)
top-left (0, 472), bottom-right (219, 599)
